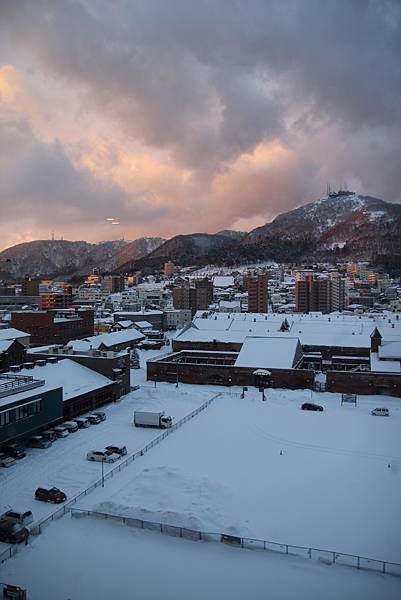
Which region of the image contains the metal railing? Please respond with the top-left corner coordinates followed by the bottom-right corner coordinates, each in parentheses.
top-left (70, 508), bottom-right (401, 578)
top-left (0, 393), bottom-right (220, 565)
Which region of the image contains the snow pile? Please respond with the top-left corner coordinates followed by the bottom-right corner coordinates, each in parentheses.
top-left (94, 465), bottom-right (242, 534)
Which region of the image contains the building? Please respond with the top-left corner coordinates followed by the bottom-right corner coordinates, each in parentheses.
top-left (103, 275), bottom-right (125, 293)
top-left (11, 309), bottom-right (94, 346)
top-left (295, 271), bottom-right (346, 313)
top-left (0, 340), bottom-right (26, 372)
top-left (164, 261), bottom-right (175, 276)
top-left (173, 278), bottom-right (213, 316)
top-left (21, 275), bottom-right (40, 296)
top-left (40, 285), bottom-right (73, 310)
top-left (245, 274), bottom-right (269, 313)
top-left (163, 309), bottom-right (192, 330)
top-left (0, 373), bottom-right (63, 445)
top-left (67, 328), bottom-right (145, 353)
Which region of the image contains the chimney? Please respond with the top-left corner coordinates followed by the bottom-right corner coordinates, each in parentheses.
top-left (370, 327), bottom-right (382, 353)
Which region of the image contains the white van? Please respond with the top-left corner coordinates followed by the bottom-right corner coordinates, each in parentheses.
top-left (371, 408), bottom-right (390, 417)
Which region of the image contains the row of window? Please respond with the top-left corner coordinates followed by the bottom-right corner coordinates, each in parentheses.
top-left (0, 399), bottom-right (42, 427)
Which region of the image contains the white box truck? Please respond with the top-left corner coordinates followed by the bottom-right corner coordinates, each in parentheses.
top-left (133, 411), bottom-right (172, 429)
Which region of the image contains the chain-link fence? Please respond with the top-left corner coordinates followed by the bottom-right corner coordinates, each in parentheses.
top-left (70, 508), bottom-right (401, 578)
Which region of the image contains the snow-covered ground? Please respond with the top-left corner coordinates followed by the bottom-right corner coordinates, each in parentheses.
top-left (72, 389), bottom-right (401, 563)
top-left (2, 515), bottom-right (400, 600)
top-left (1, 373), bottom-right (400, 598)
top-left (0, 382), bottom-right (214, 543)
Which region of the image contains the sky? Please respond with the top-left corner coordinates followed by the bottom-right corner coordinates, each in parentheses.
top-left (0, 0), bottom-right (400, 250)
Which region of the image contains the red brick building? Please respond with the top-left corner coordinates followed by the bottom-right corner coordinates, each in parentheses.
top-left (11, 309), bottom-right (94, 346)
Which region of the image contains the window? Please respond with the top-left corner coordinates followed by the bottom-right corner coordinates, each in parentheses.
top-left (31, 400), bottom-right (42, 415)
top-left (0, 411), bottom-right (11, 427)
top-left (15, 405), bottom-right (30, 421)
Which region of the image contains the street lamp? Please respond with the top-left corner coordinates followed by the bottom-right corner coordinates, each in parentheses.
top-left (101, 458), bottom-right (105, 487)
top-left (253, 369), bottom-right (272, 401)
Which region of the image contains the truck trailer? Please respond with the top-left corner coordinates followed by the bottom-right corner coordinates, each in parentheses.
top-left (133, 411), bottom-right (172, 429)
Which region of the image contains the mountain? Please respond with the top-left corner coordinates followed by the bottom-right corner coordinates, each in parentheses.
top-left (121, 233), bottom-right (237, 272)
top-left (112, 237), bottom-right (165, 270)
top-left (239, 193), bottom-right (401, 264)
top-left (0, 237), bottom-right (164, 279)
top-left (215, 229), bottom-right (247, 240)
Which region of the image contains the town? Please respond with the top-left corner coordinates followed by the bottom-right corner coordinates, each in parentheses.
top-left (0, 259), bottom-right (400, 599)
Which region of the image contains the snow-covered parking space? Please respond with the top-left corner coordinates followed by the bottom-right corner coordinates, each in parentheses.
top-left (0, 383), bottom-right (214, 547)
top-left (2, 514), bottom-right (400, 600)
top-left (75, 388), bottom-right (401, 563)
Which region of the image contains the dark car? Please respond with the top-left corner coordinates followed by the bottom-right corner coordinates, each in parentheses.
top-left (26, 436), bottom-right (52, 449)
top-left (301, 402), bottom-right (324, 411)
top-left (41, 430), bottom-right (58, 442)
top-left (2, 444), bottom-right (26, 460)
top-left (0, 519), bottom-right (30, 544)
top-left (105, 445), bottom-right (127, 457)
top-left (35, 487), bottom-right (67, 504)
top-left (93, 411), bottom-right (107, 421)
top-left (86, 414), bottom-right (101, 425)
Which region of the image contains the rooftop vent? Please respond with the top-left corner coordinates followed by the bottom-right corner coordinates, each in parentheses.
top-left (23, 362), bottom-right (35, 370)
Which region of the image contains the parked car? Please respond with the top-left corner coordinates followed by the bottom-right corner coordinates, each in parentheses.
top-left (0, 519), bottom-right (29, 544)
top-left (63, 421), bottom-right (79, 433)
top-left (0, 453), bottom-right (16, 468)
top-left (74, 417), bottom-right (90, 429)
top-left (41, 430), bottom-right (58, 442)
top-left (371, 408), bottom-right (390, 417)
top-left (301, 403), bottom-right (324, 412)
top-left (2, 444), bottom-right (26, 460)
top-left (26, 435), bottom-right (52, 449)
top-left (86, 450), bottom-right (120, 463)
top-left (1, 510), bottom-right (33, 527)
top-left (52, 426), bottom-right (69, 438)
top-left (35, 487), bottom-right (67, 504)
top-left (105, 445), bottom-right (127, 457)
top-left (86, 414), bottom-right (101, 425)
top-left (93, 411), bottom-right (107, 421)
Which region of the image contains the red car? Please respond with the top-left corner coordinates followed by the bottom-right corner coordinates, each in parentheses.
top-left (35, 487), bottom-right (67, 503)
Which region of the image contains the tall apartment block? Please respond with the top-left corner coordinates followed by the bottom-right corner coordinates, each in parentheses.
top-left (245, 273), bottom-right (269, 313)
top-left (295, 271), bottom-right (346, 313)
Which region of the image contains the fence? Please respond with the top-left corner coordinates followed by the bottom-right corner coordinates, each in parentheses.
top-left (0, 393), bottom-right (220, 565)
top-left (70, 508), bottom-right (401, 578)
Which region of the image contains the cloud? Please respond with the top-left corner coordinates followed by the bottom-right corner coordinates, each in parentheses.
top-left (0, 0), bottom-right (400, 249)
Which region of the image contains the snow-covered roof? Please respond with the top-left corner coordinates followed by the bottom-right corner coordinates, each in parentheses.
top-left (14, 359), bottom-right (115, 401)
top-left (0, 340), bottom-right (14, 353)
top-left (370, 352), bottom-right (401, 373)
top-left (235, 336), bottom-right (302, 369)
top-left (133, 321), bottom-right (153, 329)
top-left (0, 328), bottom-right (30, 341)
top-left (213, 276), bottom-right (235, 288)
top-left (69, 329), bottom-right (145, 351)
top-left (378, 341), bottom-right (401, 360)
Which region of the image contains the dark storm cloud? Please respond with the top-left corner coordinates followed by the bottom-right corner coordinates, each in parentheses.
top-left (0, 0), bottom-right (400, 244)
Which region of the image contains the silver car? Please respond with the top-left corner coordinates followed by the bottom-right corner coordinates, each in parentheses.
top-left (86, 450), bottom-right (120, 463)
top-left (0, 452), bottom-right (16, 468)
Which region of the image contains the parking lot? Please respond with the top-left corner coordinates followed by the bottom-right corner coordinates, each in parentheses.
top-left (0, 382), bottom-right (214, 551)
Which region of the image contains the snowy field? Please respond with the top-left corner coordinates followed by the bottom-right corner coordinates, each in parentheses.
top-left (73, 388), bottom-right (401, 563)
top-left (1, 372), bottom-right (400, 599)
top-left (2, 515), bottom-right (400, 600)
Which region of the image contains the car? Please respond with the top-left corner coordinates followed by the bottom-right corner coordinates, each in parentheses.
top-left (105, 445), bottom-right (127, 457)
top-left (74, 417), bottom-right (90, 429)
top-left (86, 414), bottom-right (101, 425)
top-left (52, 426), bottom-right (69, 438)
top-left (86, 450), bottom-right (120, 463)
top-left (41, 430), bottom-right (58, 442)
top-left (0, 452), bottom-right (16, 468)
top-left (35, 487), bottom-right (67, 504)
top-left (26, 436), bottom-right (52, 449)
top-left (1, 510), bottom-right (33, 526)
top-left (2, 444), bottom-right (26, 460)
top-left (371, 408), bottom-right (390, 417)
top-left (0, 519), bottom-right (29, 544)
top-left (301, 403), bottom-right (324, 411)
top-left (63, 421), bottom-right (79, 433)
top-left (93, 411), bottom-right (107, 421)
